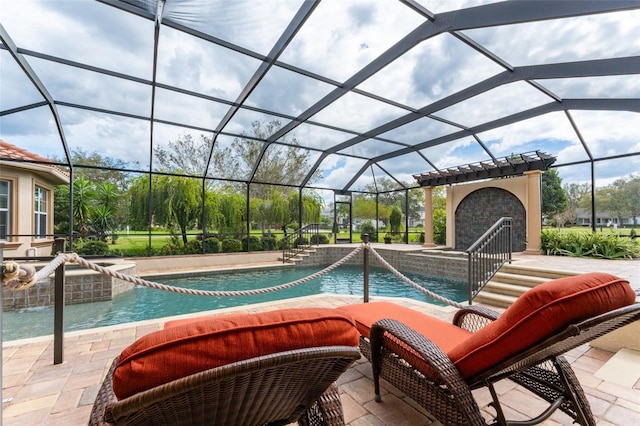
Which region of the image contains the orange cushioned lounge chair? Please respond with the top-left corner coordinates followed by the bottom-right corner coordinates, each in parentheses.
top-left (338, 272), bottom-right (640, 426)
top-left (89, 307), bottom-right (361, 426)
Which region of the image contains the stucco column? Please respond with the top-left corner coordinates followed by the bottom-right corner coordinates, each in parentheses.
top-left (524, 170), bottom-right (543, 253)
top-left (422, 186), bottom-right (436, 247)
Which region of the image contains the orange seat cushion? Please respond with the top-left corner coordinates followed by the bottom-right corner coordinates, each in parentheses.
top-left (339, 302), bottom-right (472, 379)
top-left (449, 272), bottom-right (635, 379)
top-left (338, 302), bottom-right (472, 353)
top-left (112, 308), bottom-right (359, 400)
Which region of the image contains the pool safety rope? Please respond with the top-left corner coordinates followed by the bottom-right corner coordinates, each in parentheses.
top-left (367, 245), bottom-right (465, 309)
top-left (1, 244), bottom-right (464, 307)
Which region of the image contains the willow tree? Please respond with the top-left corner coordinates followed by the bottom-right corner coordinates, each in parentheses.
top-left (214, 191), bottom-right (246, 235)
top-left (287, 190), bottom-right (323, 227)
top-left (128, 174), bottom-right (202, 244)
top-left (154, 134), bottom-right (212, 177)
top-left (252, 189), bottom-right (288, 235)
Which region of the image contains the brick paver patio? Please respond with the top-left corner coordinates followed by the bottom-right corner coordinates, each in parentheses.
top-left (2, 252), bottom-right (639, 425)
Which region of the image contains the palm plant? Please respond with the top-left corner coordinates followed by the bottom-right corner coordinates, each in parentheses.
top-left (73, 176), bottom-right (95, 233)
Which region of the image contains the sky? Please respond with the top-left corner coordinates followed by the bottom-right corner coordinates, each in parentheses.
top-left (1, 0), bottom-right (639, 195)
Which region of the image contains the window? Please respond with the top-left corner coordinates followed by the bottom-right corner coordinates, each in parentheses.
top-left (34, 185), bottom-right (48, 239)
top-left (0, 180), bottom-right (9, 240)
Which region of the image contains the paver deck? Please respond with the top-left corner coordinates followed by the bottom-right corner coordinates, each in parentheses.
top-left (2, 251), bottom-right (639, 425)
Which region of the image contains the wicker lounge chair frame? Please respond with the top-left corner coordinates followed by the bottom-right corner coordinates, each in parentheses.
top-left (89, 346), bottom-right (360, 426)
top-left (361, 303), bottom-right (640, 426)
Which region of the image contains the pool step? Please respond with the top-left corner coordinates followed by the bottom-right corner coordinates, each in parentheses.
top-left (278, 248), bottom-right (317, 263)
top-left (474, 264), bottom-right (578, 308)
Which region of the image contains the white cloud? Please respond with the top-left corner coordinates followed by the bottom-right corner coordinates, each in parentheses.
top-left (2, 0), bottom-right (153, 77)
top-left (316, 155), bottom-right (367, 190)
top-left (541, 76), bottom-right (640, 99)
top-left (0, 0), bottom-right (638, 194)
top-left (462, 9), bottom-right (640, 66)
top-left (279, 0), bottom-right (424, 82)
top-left (434, 81), bottom-right (553, 129)
top-left (479, 112), bottom-right (578, 155)
top-left (310, 91), bottom-right (407, 134)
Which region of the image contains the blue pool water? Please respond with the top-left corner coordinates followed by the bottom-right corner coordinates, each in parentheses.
top-left (2, 265), bottom-right (466, 341)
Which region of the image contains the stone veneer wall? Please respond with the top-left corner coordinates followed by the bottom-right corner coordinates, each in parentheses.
top-left (2, 263), bottom-right (136, 311)
top-left (455, 187), bottom-right (526, 252)
top-left (302, 246), bottom-right (468, 282)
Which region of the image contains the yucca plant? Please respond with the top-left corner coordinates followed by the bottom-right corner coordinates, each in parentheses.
top-left (541, 229), bottom-right (639, 259)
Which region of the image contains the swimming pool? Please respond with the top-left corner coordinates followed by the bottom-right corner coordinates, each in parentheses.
top-left (2, 265), bottom-right (466, 341)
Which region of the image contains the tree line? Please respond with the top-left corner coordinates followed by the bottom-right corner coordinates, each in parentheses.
top-left (52, 121), bottom-right (637, 254)
top-left (54, 120), bottom-right (326, 249)
top-left (543, 169), bottom-right (639, 230)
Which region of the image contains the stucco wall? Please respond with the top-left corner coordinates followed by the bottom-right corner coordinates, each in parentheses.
top-left (1, 162), bottom-right (66, 257)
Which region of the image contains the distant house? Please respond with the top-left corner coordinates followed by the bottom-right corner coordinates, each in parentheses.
top-left (575, 208), bottom-right (639, 228)
top-left (0, 140), bottom-right (69, 257)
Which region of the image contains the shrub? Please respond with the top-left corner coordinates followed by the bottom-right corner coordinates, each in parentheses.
top-left (196, 232), bottom-right (219, 241)
top-left (76, 240), bottom-right (110, 256)
top-left (203, 237), bottom-right (220, 253)
top-left (242, 235), bottom-right (262, 252)
top-left (158, 243), bottom-right (180, 256)
top-left (310, 233), bottom-right (329, 244)
top-left (541, 229), bottom-right (640, 259)
top-left (359, 221), bottom-right (377, 242)
top-left (117, 246), bottom-right (150, 257)
top-left (294, 236), bottom-right (309, 247)
top-left (158, 240), bottom-right (202, 255)
top-left (433, 209), bottom-right (446, 244)
top-left (260, 236), bottom-right (277, 251)
top-left (221, 238), bottom-right (242, 253)
top-left (183, 239), bottom-right (202, 254)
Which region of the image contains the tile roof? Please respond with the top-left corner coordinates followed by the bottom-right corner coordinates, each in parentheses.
top-left (0, 139), bottom-right (53, 163)
top-left (0, 139), bottom-right (70, 181)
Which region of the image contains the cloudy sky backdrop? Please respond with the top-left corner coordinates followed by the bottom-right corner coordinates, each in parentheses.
top-left (1, 0), bottom-right (639, 194)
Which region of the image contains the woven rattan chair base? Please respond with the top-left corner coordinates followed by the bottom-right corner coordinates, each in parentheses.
top-left (360, 304), bottom-right (640, 426)
top-left (90, 346), bottom-right (359, 426)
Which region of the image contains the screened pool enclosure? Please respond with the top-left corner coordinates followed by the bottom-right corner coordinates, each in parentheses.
top-left (1, 0), bottom-right (639, 254)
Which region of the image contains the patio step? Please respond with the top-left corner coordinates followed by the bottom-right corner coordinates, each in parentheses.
top-left (474, 263), bottom-right (579, 308)
top-left (498, 263), bottom-right (580, 280)
top-left (490, 271), bottom-right (548, 288)
top-left (473, 291), bottom-right (518, 308)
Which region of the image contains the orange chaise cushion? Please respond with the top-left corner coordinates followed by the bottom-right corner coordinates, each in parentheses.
top-left (449, 272), bottom-right (635, 379)
top-left (339, 302), bottom-right (473, 378)
top-left (112, 308), bottom-right (359, 400)
top-left (338, 301), bottom-right (472, 353)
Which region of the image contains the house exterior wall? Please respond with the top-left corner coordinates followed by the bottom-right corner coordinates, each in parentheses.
top-left (0, 163), bottom-right (66, 257)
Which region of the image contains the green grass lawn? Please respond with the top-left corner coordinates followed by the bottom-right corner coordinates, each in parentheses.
top-left (546, 226), bottom-right (637, 236)
top-left (106, 226), bottom-right (427, 254)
